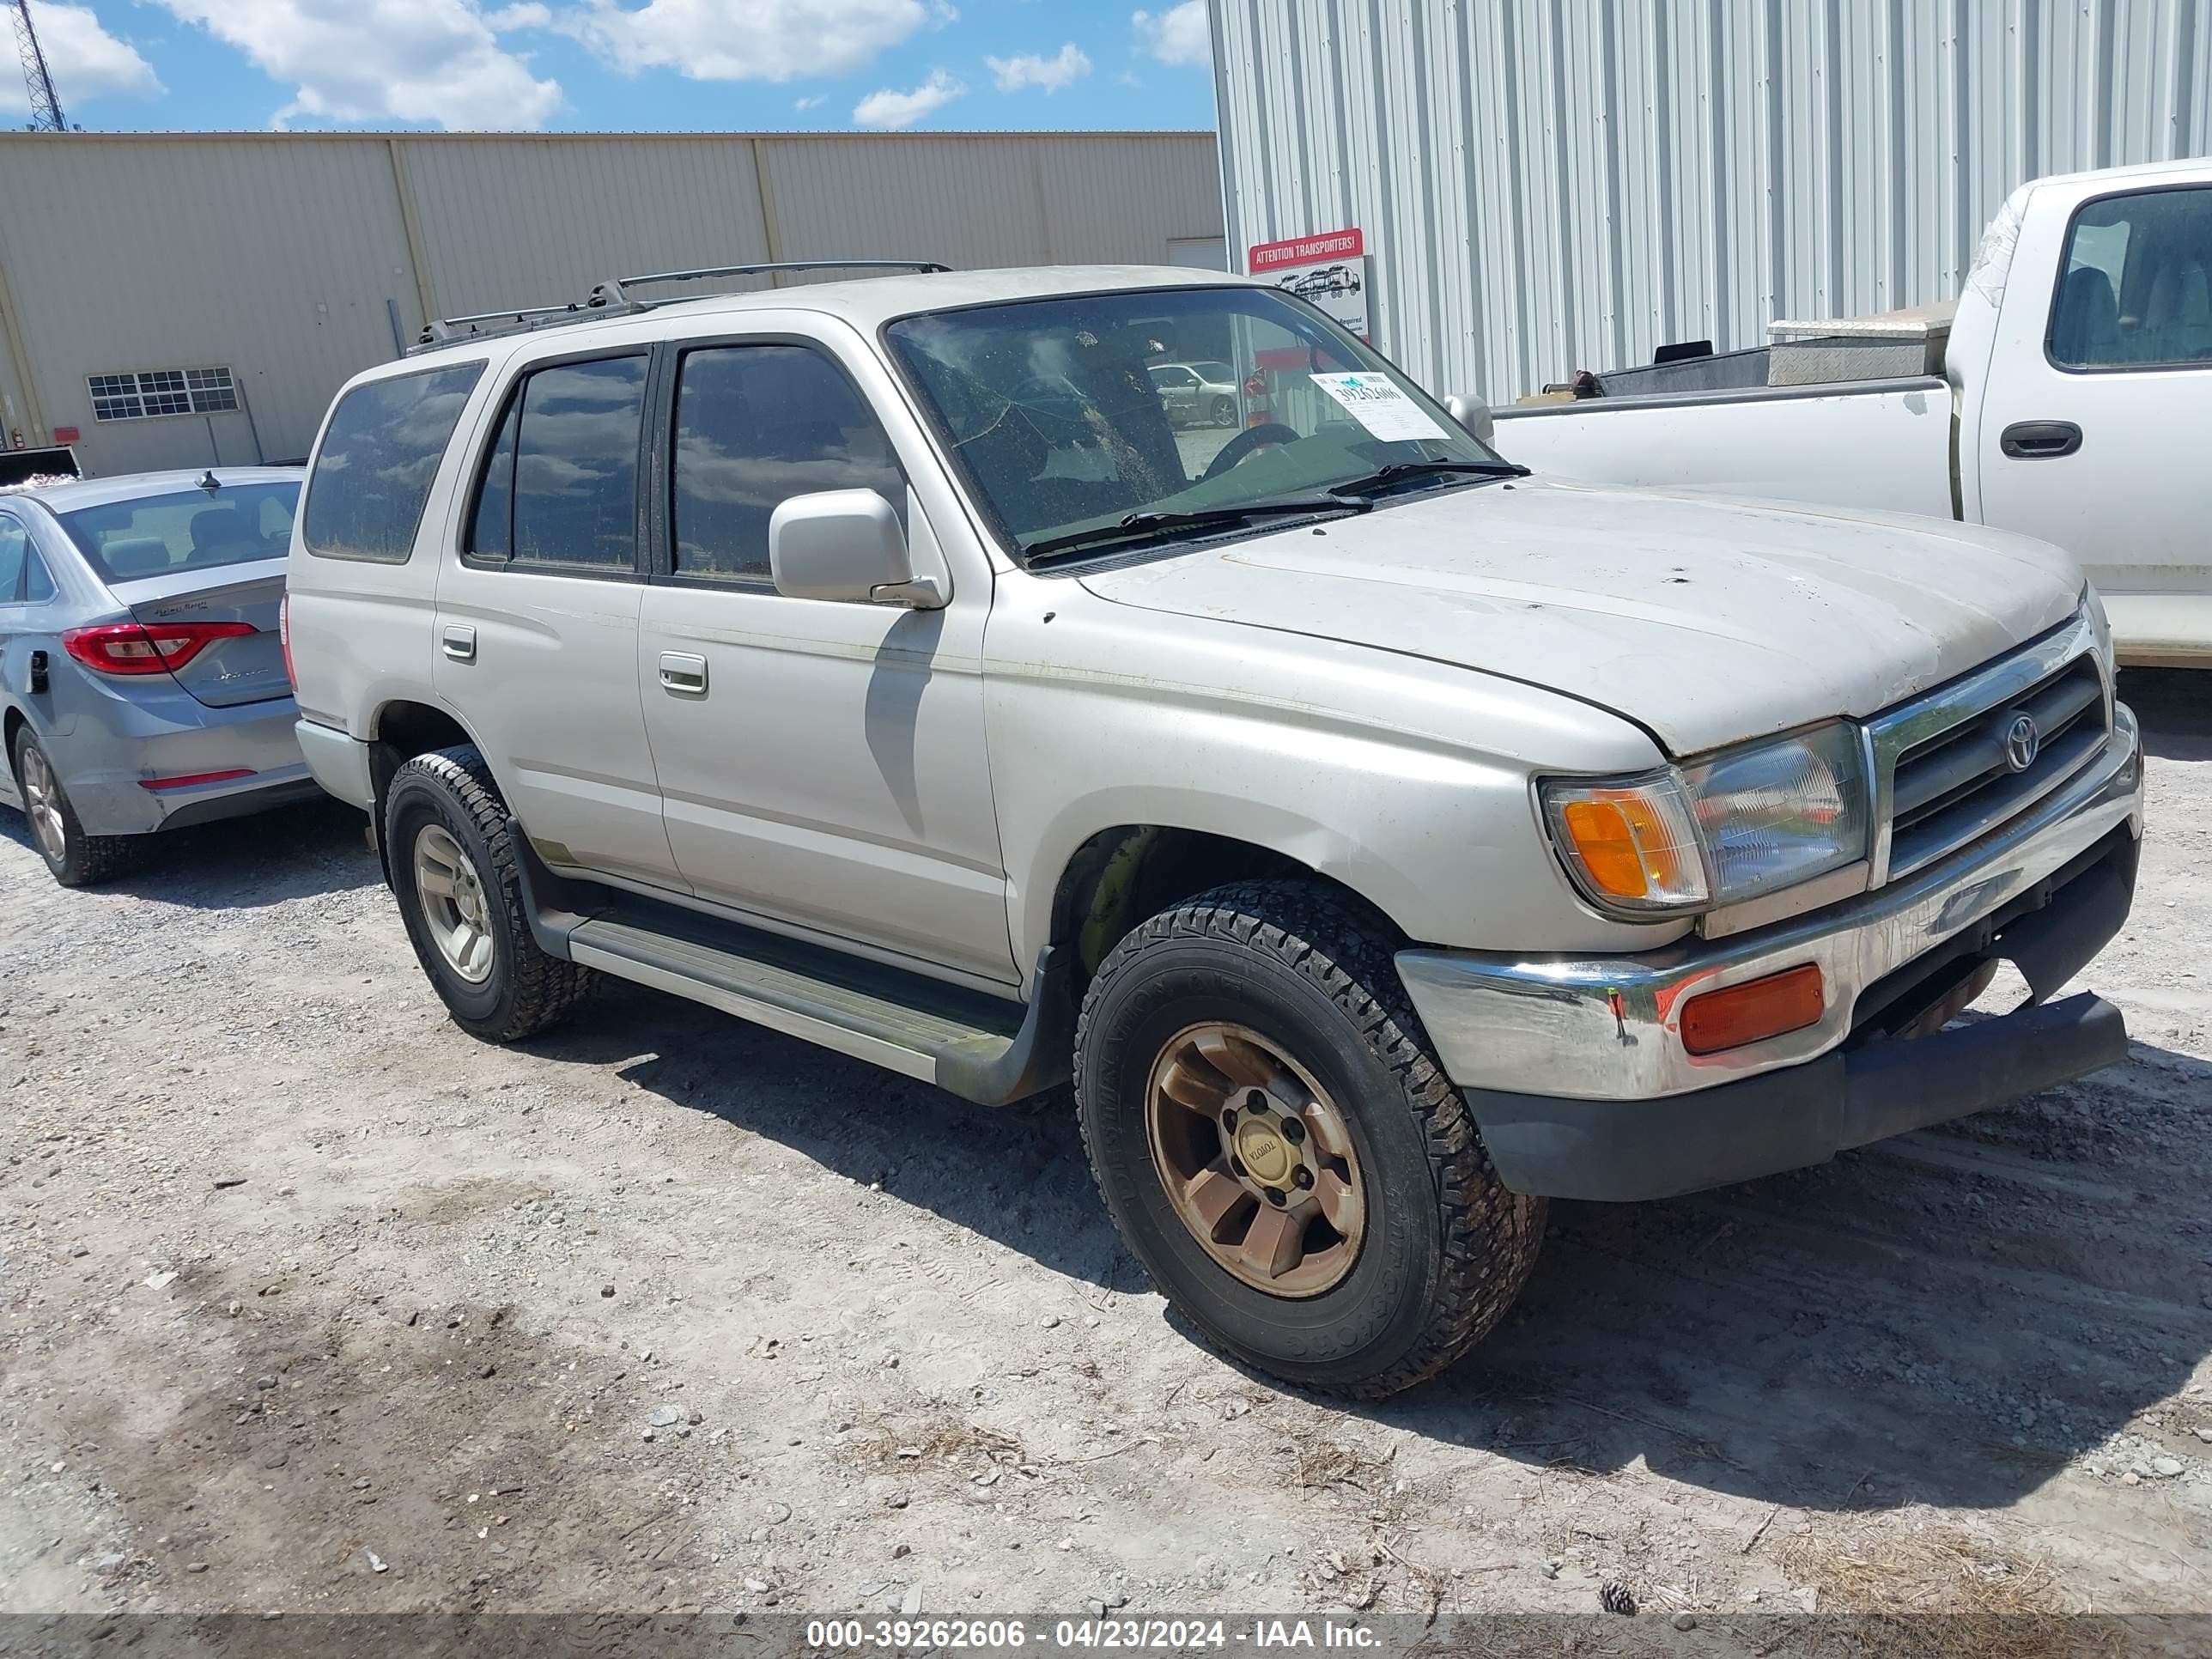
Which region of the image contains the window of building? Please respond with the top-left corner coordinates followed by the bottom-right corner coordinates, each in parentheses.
top-left (301, 362), bottom-right (485, 564)
top-left (671, 344), bottom-right (905, 582)
top-left (468, 355), bottom-right (647, 572)
top-left (88, 367), bottom-right (240, 422)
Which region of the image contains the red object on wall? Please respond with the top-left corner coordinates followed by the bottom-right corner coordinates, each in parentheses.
top-left (52, 426), bottom-right (80, 444)
top-left (1247, 227), bottom-right (1364, 274)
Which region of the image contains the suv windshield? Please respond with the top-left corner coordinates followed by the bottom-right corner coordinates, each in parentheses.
top-left (58, 481), bottom-right (299, 585)
top-left (884, 286), bottom-right (1512, 563)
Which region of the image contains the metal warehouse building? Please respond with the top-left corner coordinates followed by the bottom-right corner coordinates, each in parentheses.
top-left (0, 131), bottom-right (1225, 476)
top-left (1210, 0), bottom-right (2212, 403)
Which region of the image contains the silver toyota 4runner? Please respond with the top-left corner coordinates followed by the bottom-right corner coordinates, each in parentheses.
top-left (287, 260), bottom-right (2143, 1398)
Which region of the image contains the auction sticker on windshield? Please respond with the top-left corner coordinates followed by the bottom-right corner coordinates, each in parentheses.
top-left (1309, 372), bottom-right (1448, 442)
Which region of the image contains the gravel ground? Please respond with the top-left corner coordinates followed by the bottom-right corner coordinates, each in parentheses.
top-left (2, 670), bottom-right (2209, 1632)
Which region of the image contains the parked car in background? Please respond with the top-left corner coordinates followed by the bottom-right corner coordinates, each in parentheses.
top-left (1147, 360), bottom-right (1239, 426)
top-left (0, 467), bottom-right (314, 885)
top-left (289, 263), bottom-right (2139, 1399)
top-left (1490, 156), bottom-right (2212, 667)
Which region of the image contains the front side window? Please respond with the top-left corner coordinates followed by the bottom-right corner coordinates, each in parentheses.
top-left (470, 356), bottom-right (647, 571)
top-left (671, 344), bottom-right (904, 582)
top-left (2050, 185), bottom-right (2212, 368)
top-left (303, 362), bottom-right (484, 562)
top-left (57, 482), bottom-right (299, 585)
top-left (884, 284), bottom-right (1510, 566)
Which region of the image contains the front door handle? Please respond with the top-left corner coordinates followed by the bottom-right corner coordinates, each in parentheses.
top-left (441, 624), bottom-right (477, 663)
top-left (659, 652), bottom-right (708, 695)
top-left (1999, 419), bottom-right (2082, 459)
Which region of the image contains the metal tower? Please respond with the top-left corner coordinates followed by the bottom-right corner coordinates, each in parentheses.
top-left (10, 0), bottom-right (68, 133)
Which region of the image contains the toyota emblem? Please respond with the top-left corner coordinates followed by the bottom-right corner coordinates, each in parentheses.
top-left (2002, 713), bottom-right (2040, 773)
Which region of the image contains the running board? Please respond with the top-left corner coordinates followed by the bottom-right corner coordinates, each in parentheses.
top-left (513, 834), bottom-right (1071, 1107)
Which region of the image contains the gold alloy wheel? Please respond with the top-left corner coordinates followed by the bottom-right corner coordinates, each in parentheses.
top-left (1143, 1022), bottom-right (1367, 1297)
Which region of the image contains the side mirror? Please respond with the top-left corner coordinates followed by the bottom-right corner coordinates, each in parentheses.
top-left (1443, 394), bottom-right (1495, 446)
top-left (769, 489), bottom-right (945, 608)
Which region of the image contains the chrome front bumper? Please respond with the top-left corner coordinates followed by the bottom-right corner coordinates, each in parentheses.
top-left (1396, 702), bottom-right (2144, 1102)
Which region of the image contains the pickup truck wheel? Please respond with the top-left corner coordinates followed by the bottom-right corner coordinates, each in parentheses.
top-left (384, 745), bottom-right (594, 1042)
top-left (1075, 878), bottom-right (1543, 1398)
top-left (10, 727), bottom-right (136, 888)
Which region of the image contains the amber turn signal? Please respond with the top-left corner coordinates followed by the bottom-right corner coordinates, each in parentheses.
top-left (1679, 963), bottom-right (1826, 1056)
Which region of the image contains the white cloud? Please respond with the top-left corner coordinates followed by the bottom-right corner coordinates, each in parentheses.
top-left (150, 0), bottom-right (562, 130)
top-left (985, 41), bottom-right (1089, 94)
top-left (0, 2), bottom-right (161, 114)
top-left (793, 93), bottom-right (824, 109)
top-left (485, 2), bottom-right (552, 24)
top-left (852, 69), bottom-right (962, 129)
top-left (563, 0), bottom-right (942, 83)
top-left (1132, 0), bottom-right (1208, 68)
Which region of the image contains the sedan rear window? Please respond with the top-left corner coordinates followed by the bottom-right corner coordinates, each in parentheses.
top-left (303, 362), bottom-right (485, 562)
top-left (57, 482), bottom-right (299, 585)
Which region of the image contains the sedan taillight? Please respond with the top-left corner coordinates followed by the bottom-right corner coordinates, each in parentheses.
top-left (62, 621), bottom-right (255, 677)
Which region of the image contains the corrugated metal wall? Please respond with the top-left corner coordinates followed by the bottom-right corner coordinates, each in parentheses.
top-left (0, 131), bottom-right (1222, 474)
top-left (1211, 0), bottom-right (2212, 402)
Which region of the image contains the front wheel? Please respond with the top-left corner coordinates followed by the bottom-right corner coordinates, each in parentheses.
top-left (1074, 879), bottom-right (1543, 1398)
top-left (384, 745), bottom-right (593, 1042)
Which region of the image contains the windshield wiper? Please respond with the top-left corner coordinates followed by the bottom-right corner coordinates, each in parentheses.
top-left (1023, 496), bottom-right (1369, 562)
top-left (1327, 459), bottom-right (1530, 497)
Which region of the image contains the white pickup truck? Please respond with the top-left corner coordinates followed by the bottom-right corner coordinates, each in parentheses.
top-left (1491, 156), bottom-right (2212, 667)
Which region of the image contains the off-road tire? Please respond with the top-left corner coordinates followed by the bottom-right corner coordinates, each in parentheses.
top-left (1075, 878), bottom-right (1543, 1398)
top-left (383, 744), bottom-right (594, 1042)
top-left (9, 726), bottom-right (137, 888)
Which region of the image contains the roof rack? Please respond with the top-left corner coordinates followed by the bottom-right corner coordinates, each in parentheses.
top-left (409, 258), bottom-right (951, 355)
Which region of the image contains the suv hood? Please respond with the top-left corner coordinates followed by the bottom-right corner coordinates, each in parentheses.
top-left (1076, 480), bottom-right (2083, 756)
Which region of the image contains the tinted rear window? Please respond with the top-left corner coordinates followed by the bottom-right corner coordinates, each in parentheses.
top-left (302, 362), bottom-right (485, 562)
top-left (57, 482), bottom-right (299, 585)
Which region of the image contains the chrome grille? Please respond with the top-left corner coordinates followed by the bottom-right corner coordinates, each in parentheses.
top-left (1869, 618), bottom-right (2111, 883)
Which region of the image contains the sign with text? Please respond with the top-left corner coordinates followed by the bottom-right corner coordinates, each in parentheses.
top-left (1249, 226), bottom-right (1370, 340)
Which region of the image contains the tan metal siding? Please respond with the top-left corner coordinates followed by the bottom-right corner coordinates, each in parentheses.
top-left (0, 130), bottom-right (1220, 474)
top-left (0, 135), bottom-right (414, 472)
top-left (1213, 0), bottom-right (2212, 402)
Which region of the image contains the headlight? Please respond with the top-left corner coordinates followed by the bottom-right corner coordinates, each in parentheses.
top-left (1542, 722), bottom-right (1870, 915)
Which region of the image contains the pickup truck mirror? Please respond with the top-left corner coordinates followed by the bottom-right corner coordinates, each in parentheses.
top-left (769, 489), bottom-right (945, 608)
top-left (1443, 394), bottom-right (1496, 445)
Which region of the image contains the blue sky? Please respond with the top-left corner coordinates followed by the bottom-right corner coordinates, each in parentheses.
top-left (8, 1), bottom-right (1216, 134)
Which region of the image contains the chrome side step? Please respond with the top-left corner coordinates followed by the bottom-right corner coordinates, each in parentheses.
top-left (556, 909), bottom-right (1073, 1108)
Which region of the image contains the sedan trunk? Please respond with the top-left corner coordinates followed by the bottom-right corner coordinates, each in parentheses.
top-left (111, 557), bottom-right (290, 709)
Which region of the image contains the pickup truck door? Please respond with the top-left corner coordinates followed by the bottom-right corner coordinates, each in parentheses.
top-left (1975, 176), bottom-right (2212, 652)
top-left (434, 350), bottom-right (684, 889)
top-left (634, 328), bottom-right (1015, 985)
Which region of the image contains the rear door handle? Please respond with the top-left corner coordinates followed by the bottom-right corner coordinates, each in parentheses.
top-left (659, 652), bottom-right (708, 695)
top-left (441, 624), bottom-right (477, 663)
top-left (1999, 420), bottom-right (2082, 459)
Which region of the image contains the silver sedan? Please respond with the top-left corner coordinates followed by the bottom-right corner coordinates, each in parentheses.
top-left (0, 467), bottom-right (318, 886)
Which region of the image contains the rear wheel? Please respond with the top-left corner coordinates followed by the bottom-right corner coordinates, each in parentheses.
top-left (384, 744), bottom-right (593, 1042)
top-left (9, 727), bottom-right (136, 888)
top-left (1210, 394), bottom-right (1236, 426)
top-left (1074, 878), bottom-right (1544, 1398)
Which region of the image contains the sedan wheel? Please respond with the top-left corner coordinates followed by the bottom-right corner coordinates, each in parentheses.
top-left (17, 742), bottom-right (68, 866)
